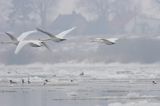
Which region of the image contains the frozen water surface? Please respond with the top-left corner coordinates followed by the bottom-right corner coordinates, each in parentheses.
top-left (0, 63), bottom-right (160, 106)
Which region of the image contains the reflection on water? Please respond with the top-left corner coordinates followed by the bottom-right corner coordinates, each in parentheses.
top-left (0, 77), bottom-right (160, 106)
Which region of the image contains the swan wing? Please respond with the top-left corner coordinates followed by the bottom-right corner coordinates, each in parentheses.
top-left (17, 30), bottom-right (37, 41)
top-left (36, 28), bottom-right (57, 38)
top-left (15, 41), bottom-right (32, 54)
top-left (5, 32), bottom-right (17, 41)
top-left (107, 38), bottom-right (119, 43)
top-left (100, 39), bottom-right (115, 45)
top-left (56, 27), bottom-right (76, 39)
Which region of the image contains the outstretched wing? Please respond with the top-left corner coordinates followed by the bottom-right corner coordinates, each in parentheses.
top-left (15, 41), bottom-right (31, 54)
top-left (107, 38), bottom-right (119, 43)
top-left (5, 32), bottom-right (17, 42)
top-left (100, 38), bottom-right (119, 45)
top-left (17, 30), bottom-right (37, 41)
top-left (36, 28), bottom-right (57, 38)
top-left (56, 27), bottom-right (76, 39)
top-left (102, 39), bottom-right (115, 45)
top-left (93, 38), bottom-right (118, 45)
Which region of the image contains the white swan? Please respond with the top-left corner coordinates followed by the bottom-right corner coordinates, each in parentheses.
top-left (0, 30), bottom-right (51, 54)
top-left (36, 27), bottom-right (76, 42)
top-left (92, 38), bottom-right (119, 45)
top-left (15, 40), bottom-right (51, 54)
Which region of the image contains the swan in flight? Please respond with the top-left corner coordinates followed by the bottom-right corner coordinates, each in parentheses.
top-left (92, 38), bottom-right (119, 45)
top-left (36, 27), bottom-right (76, 42)
top-left (0, 30), bottom-right (37, 45)
top-left (15, 39), bottom-right (51, 54)
top-left (0, 30), bottom-right (51, 54)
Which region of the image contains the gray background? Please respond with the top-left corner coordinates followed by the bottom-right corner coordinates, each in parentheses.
top-left (0, 0), bottom-right (160, 64)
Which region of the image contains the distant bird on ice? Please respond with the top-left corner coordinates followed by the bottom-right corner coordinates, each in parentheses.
top-left (80, 72), bottom-right (84, 76)
top-left (22, 79), bottom-right (25, 84)
top-left (43, 79), bottom-right (49, 85)
top-left (27, 80), bottom-right (31, 84)
top-left (91, 38), bottom-right (119, 45)
top-left (9, 80), bottom-right (17, 84)
top-left (36, 27), bottom-right (76, 42)
top-left (152, 81), bottom-right (157, 84)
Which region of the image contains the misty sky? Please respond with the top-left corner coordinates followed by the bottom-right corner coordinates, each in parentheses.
top-left (0, 0), bottom-right (160, 64)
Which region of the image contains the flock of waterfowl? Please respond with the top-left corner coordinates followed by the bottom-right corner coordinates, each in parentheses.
top-left (8, 72), bottom-right (85, 86)
top-left (0, 27), bottom-right (119, 54)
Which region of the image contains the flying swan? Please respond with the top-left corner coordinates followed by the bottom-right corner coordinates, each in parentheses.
top-left (92, 38), bottom-right (119, 45)
top-left (15, 39), bottom-right (51, 54)
top-left (36, 27), bottom-right (76, 42)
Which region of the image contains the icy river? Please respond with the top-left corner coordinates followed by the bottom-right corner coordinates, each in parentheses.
top-left (0, 63), bottom-right (160, 106)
